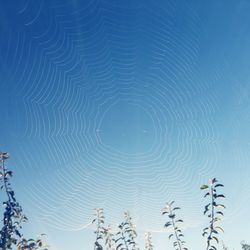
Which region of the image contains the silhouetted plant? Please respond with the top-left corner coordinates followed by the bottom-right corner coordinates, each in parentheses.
top-left (124, 212), bottom-right (139, 250)
top-left (201, 178), bottom-right (225, 250)
top-left (144, 232), bottom-right (153, 250)
top-left (93, 208), bottom-right (105, 250)
top-left (0, 152), bottom-right (23, 249)
top-left (0, 152), bottom-right (48, 250)
top-left (115, 220), bottom-right (129, 250)
top-left (103, 225), bottom-right (116, 250)
top-left (162, 201), bottom-right (187, 250)
top-left (115, 211), bottom-right (139, 250)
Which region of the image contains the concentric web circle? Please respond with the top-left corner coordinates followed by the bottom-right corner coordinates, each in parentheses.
top-left (0, 0), bottom-right (225, 232)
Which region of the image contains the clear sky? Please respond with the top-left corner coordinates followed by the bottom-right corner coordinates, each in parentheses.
top-left (1, 0), bottom-right (250, 249)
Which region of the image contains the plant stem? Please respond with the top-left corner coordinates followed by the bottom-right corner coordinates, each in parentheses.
top-left (170, 207), bottom-right (182, 250)
top-left (206, 185), bottom-right (215, 250)
top-left (121, 226), bottom-right (129, 250)
top-left (95, 212), bottom-right (100, 250)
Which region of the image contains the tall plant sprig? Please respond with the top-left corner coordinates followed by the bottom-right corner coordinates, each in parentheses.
top-left (162, 201), bottom-right (187, 250)
top-left (0, 152), bottom-right (27, 249)
top-left (116, 212), bottom-right (139, 250)
top-left (0, 152), bottom-right (48, 250)
top-left (201, 178), bottom-right (225, 250)
top-left (93, 208), bottom-right (105, 250)
top-left (124, 211), bottom-right (139, 250)
top-left (103, 225), bottom-right (116, 250)
top-left (116, 220), bottom-right (129, 250)
top-left (145, 232), bottom-right (153, 250)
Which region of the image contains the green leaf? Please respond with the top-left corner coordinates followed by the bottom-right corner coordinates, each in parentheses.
top-left (212, 236), bottom-right (219, 244)
top-left (215, 226), bottom-right (224, 233)
top-left (200, 185), bottom-right (209, 190)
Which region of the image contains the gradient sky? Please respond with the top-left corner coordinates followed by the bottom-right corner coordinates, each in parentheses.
top-left (1, 0), bottom-right (250, 249)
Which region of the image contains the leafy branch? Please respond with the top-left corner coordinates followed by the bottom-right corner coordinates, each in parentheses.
top-left (103, 225), bottom-right (116, 250)
top-left (17, 235), bottom-right (49, 250)
top-left (201, 178), bottom-right (225, 250)
top-left (93, 208), bottom-right (105, 250)
top-left (115, 212), bottom-right (139, 250)
top-left (0, 151), bottom-right (48, 250)
top-left (162, 201), bottom-right (187, 250)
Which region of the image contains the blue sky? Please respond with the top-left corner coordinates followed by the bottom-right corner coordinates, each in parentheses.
top-left (1, 0), bottom-right (250, 249)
